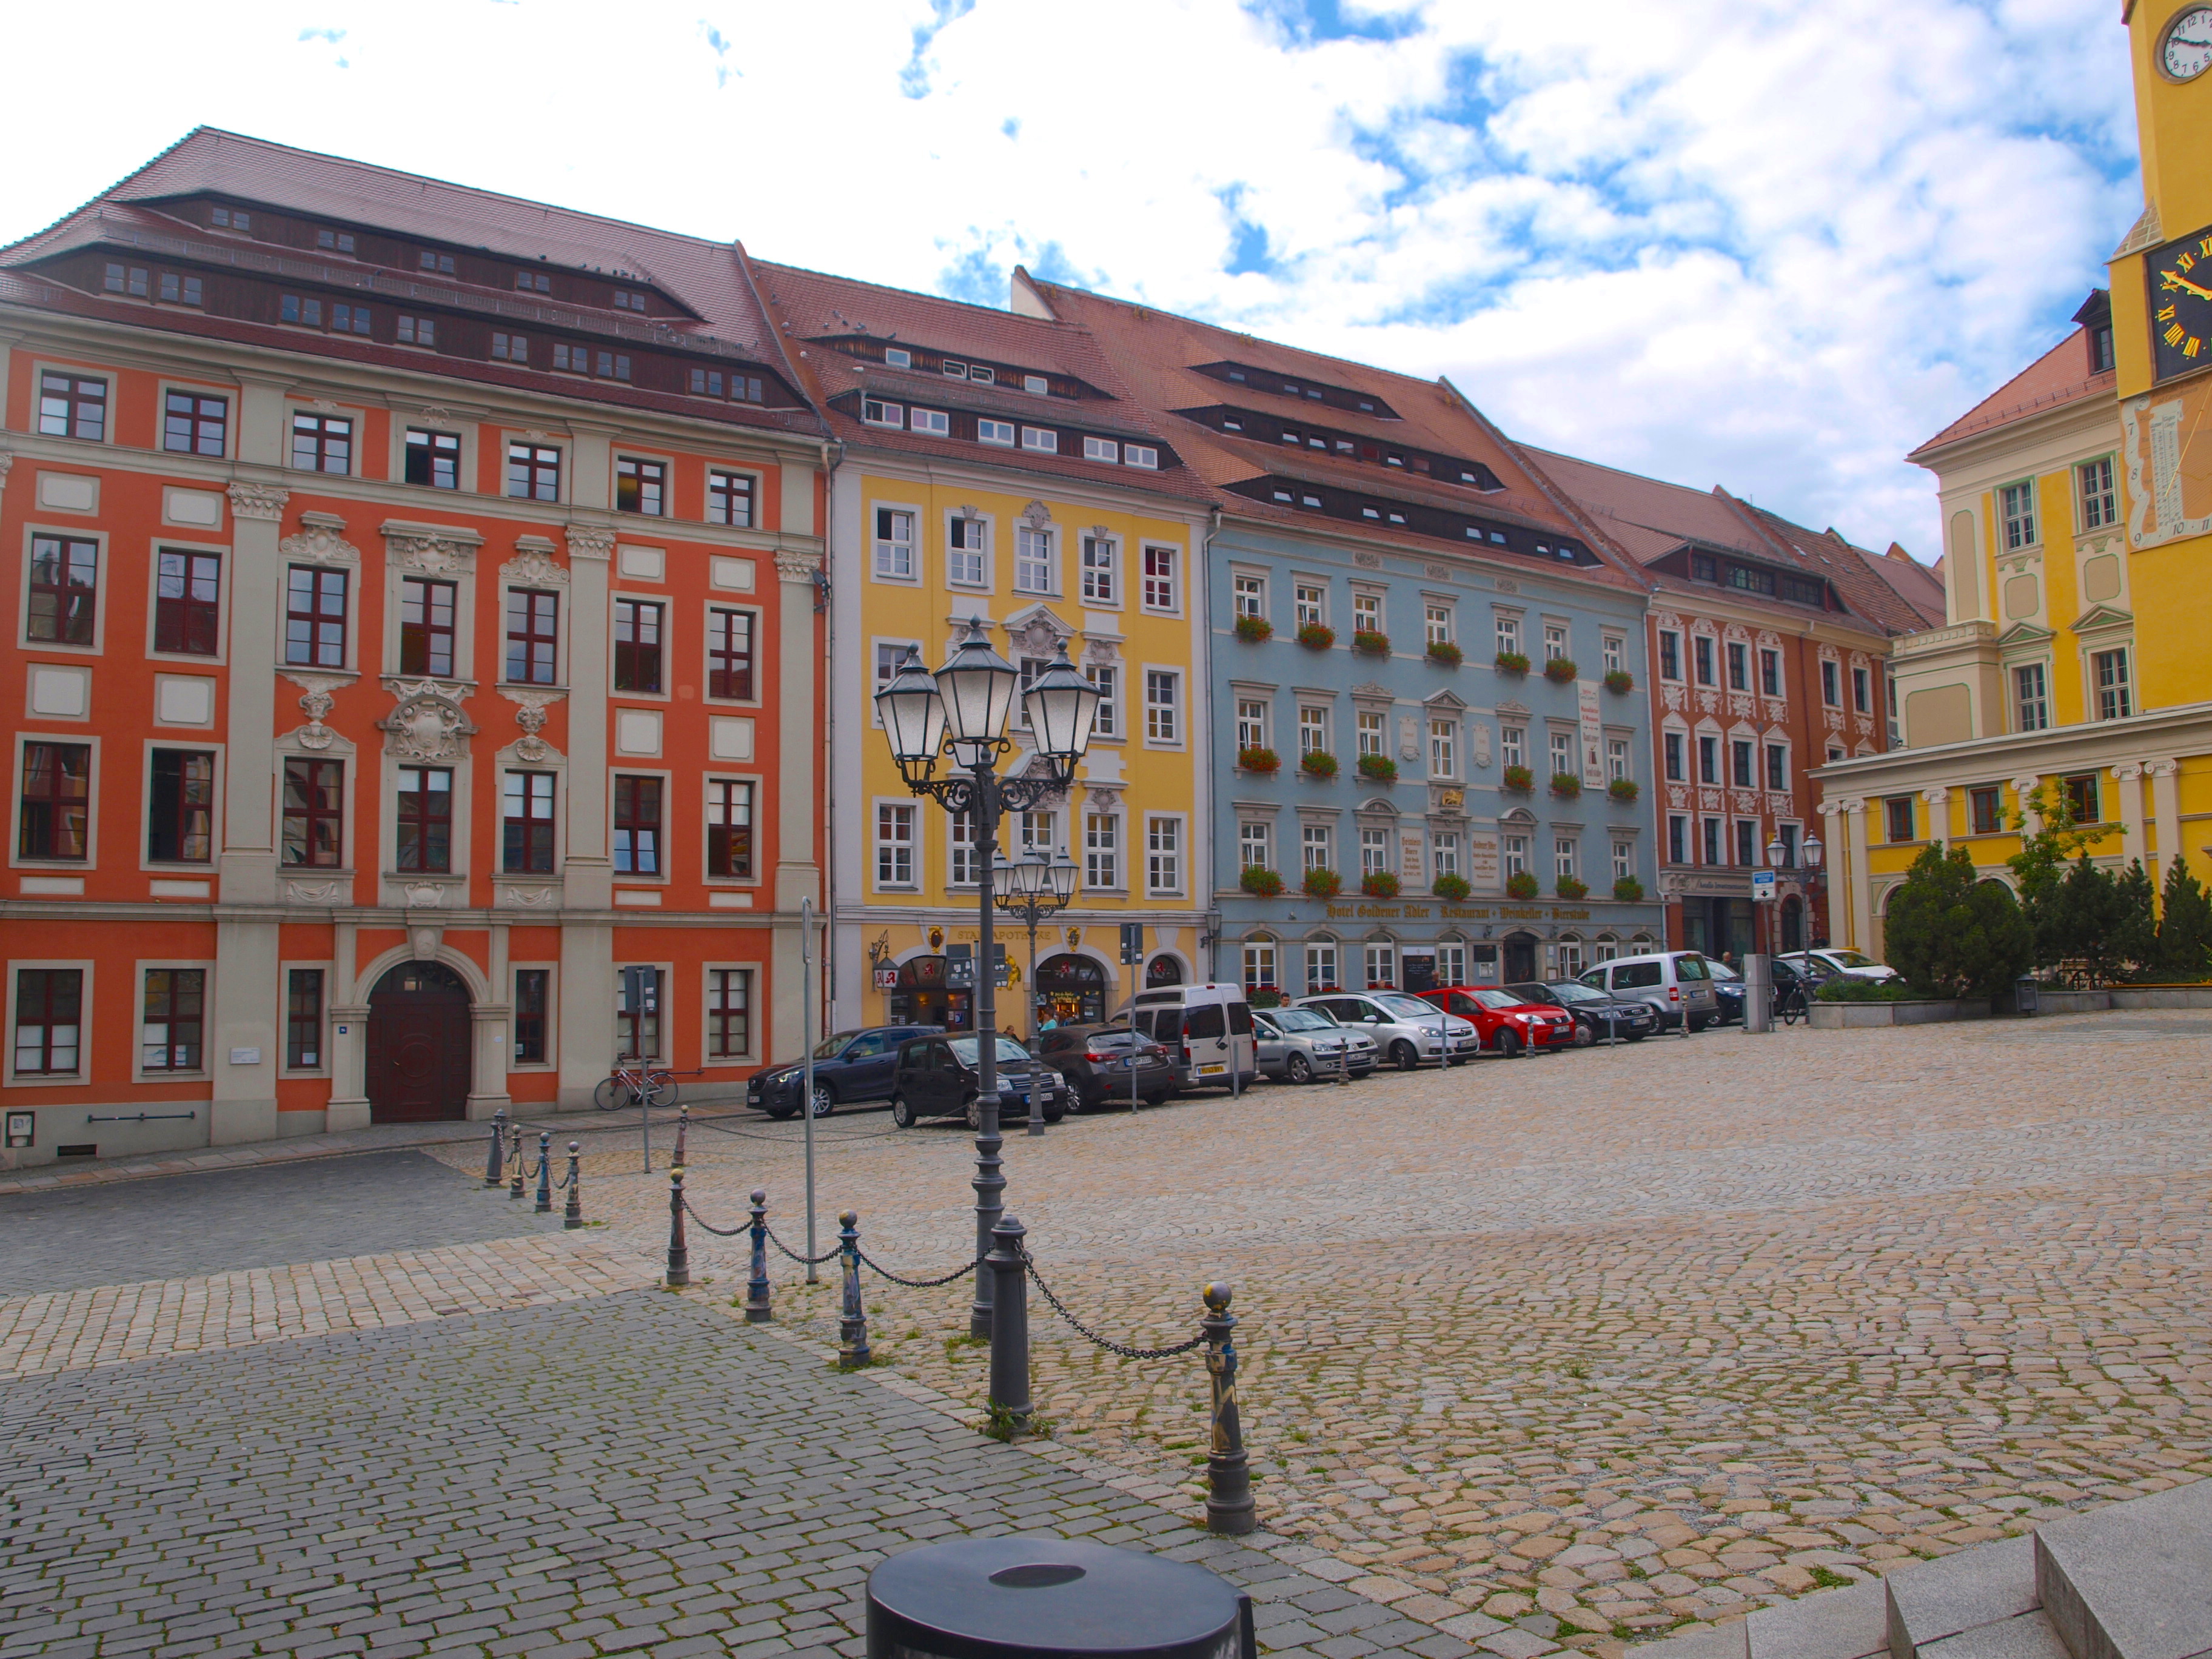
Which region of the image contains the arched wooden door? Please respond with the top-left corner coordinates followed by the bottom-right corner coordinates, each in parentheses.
top-left (366, 961), bottom-right (472, 1122)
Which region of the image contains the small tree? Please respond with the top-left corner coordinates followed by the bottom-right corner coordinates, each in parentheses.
top-left (2111, 859), bottom-right (2160, 977)
top-left (2008, 782), bottom-right (2105, 968)
top-left (2051, 854), bottom-right (2132, 985)
top-left (1882, 843), bottom-right (2034, 999)
top-left (2157, 859), bottom-right (2212, 980)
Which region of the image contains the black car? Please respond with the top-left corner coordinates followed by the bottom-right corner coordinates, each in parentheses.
top-left (890, 1033), bottom-right (1071, 1129)
top-left (1033, 1023), bottom-right (1175, 1110)
top-left (1706, 958), bottom-right (1813, 1025)
top-left (1503, 980), bottom-right (1658, 1044)
top-left (747, 1025), bottom-right (943, 1118)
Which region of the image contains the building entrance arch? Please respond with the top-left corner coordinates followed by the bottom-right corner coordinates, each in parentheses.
top-left (1502, 931), bottom-right (1540, 984)
top-left (366, 960), bottom-right (472, 1122)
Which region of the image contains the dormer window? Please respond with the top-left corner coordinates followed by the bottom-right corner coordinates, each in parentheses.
top-left (1024, 374), bottom-right (1049, 395)
top-left (420, 251), bottom-right (458, 275)
top-left (512, 269), bottom-right (551, 293)
top-left (211, 206), bottom-right (250, 232)
top-left (315, 229), bottom-right (356, 254)
top-left (942, 360), bottom-right (967, 377)
top-left (2093, 324), bottom-right (2115, 373)
top-left (885, 347), bottom-right (912, 369)
top-left (613, 289), bottom-right (648, 312)
top-left (969, 366), bottom-right (996, 385)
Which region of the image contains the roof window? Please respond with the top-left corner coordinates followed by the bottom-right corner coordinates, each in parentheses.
top-left (316, 229), bottom-right (356, 254)
top-left (885, 347), bottom-right (912, 369)
top-left (211, 206), bottom-right (249, 232)
top-left (419, 251), bottom-right (458, 275)
top-left (1024, 374), bottom-right (1050, 395)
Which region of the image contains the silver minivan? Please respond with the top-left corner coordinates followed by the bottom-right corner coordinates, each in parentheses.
top-left (1126, 982), bottom-right (1258, 1090)
top-left (1293, 991), bottom-right (1480, 1071)
top-left (1253, 1005), bottom-right (1372, 1083)
top-left (1578, 951), bottom-right (1719, 1031)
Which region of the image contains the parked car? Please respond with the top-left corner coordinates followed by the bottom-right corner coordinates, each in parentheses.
top-left (1252, 1005), bottom-right (1364, 1082)
top-left (1577, 951), bottom-right (1720, 1031)
top-left (1779, 948), bottom-right (1899, 984)
top-left (1416, 985), bottom-right (1574, 1057)
top-left (748, 1024), bottom-right (943, 1118)
top-left (888, 1033), bottom-right (1071, 1129)
top-left (1705, 957), bottom-right (1815, 1024)
top-left (1293, 991), bottom-right (1480, 1069)
top-left (1501, 980), bottom-right (1658, 1044)
top-left (1033, 1023), bottom-right (1175, 1110)
top-left (1125, 983), bottom-right (1259, 1090)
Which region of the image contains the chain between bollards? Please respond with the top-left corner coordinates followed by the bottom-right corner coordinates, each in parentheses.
top-left (563, 1141), bottom-right (582, 1229)
top-left (484, 1108), bottom-right (506, 1187)
top-left (837, 1210), bottom-right (871, 1369)
top-left (665, 1168), bottom-right (690, 1287)
top-left (744, 1188), bottom-right (773, 1324)
top-left (533, 1131), bottom-right (552, 1213)
top-left (1202, 1282), bottom-right (1255, 1535)
top-left (508, 1123), bottom-right (525, 1199)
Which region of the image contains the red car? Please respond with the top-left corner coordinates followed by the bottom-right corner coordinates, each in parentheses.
top-left (1416, 986), bottom-right (1575, 1058)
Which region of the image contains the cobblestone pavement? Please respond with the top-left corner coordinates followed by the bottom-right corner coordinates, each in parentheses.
top-left (404, 1011), bottom-right (2212, 1652)
top-left (0, 1291), bottom-right (1472, 1659)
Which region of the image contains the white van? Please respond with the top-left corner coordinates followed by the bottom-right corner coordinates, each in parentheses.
top-left (1123, 983), bottom-right (1258, 1091)
top-left (1578, 951), bottom-right (1720, 1031)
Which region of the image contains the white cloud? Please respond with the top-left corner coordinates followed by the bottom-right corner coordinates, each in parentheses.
top-left (0, 0), bottom-right (2138, 555)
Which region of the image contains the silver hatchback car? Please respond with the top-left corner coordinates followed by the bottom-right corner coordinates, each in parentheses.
top-left (1292, 991), bottom-right (1480, 1071)
top-left (1253, 1005), bottom-right (1376, 1082)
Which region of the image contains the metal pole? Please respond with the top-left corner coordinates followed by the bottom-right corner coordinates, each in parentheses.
top-left (484, 1107), bottom-right (506, 1187)
top-left (534, 1132), bottom-right (552, 1213)
top-left (508, 1122), bottom-right (525, 1199)
top-left (665, 1168), bottom-right (689, 1287)
top-left (970, 763), bottom-right (1005, 1341)
top-left (837, 1210), bottom-right (871, 1369)
top-left (800, 894), bottom-right (819, 1285)
top-left (1202, 1282), bottom-right (1256, 1535)
top-left (986, 1213), bottom-right (1030, 1430)
top-left (1028, 913), bottom-right (1041, 1042)
top-left (563, 1142), bottom-right (582, 1230)
top-left (744, 1188), bottom-right (773, 1324)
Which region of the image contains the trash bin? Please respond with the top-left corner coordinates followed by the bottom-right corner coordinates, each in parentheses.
top-left (2016, 975), bottom-right (2040, 1017)
top-left (866, 1537), bottom-right (1255, 1659)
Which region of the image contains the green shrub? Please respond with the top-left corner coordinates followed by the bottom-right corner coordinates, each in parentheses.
top-left (1549, 772), bottom-right (1582, 797)
top-left (1603, 669), bottom-right (1634, 695)
top-left (1608, 778), bottom-right (1639, 802)
top-left (1506, 871), bottom-right (1540, 900)
top-left (1555, 877), bottom-right (1589, 900)
top-left (1432, 873), bottom-right (1472, 901)
top-left (1881, 842), bottom-right (2034, 998)
top-left (2157, 858), bottom-right (2212, 979)
top-left (1236, 746), bottom-right (1279, 774)
top-left (1543, 657), bottom-right (1578, 683)
top-left (1361, 871), bottom-right (1401, 897)
top-left (1612, 876), bottom-right (1644, 902)
top-left (1817, 979), bottom-right (1917, 1002)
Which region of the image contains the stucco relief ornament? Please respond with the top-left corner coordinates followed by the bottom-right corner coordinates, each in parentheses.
top-left (286, 879), bottom-right (346, 904)
top-left (1015, 611), bottom-right (1070, 657)
top-left (1660, 683), bottom-right (1685, 712)
top-left (501, 544), bottom-right (569, 587)
top-left (497, 685), bottom-right (565, 763)
top-left (389, 532), bottom-right (475, 575)
top-left (229, 481), bottom-right (290, 522)
top-left (1695, 689), bottom-right (1718, 714)
top-left (279, 519), bottom-right (357, 565)
top-left (282, 671), bottom-right (352, 749)
top-left (774, 548), bottom-right (822, 583)
top-left (566, 524), bottom-right (616, 561)
top-left (498, 883), bottom-right (558, 909)
top-left (1728, 693), bottom-right (1754, 719)
top-left (1825, 708), bottom-right (1845, 731)
top-left (0, 451), bottom-right (14, 497)
top-left (380, 682), bottom-right (477, 762)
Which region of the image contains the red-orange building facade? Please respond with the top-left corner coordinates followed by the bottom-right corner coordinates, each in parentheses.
top-left (0, 131), bottom-right (827, 1161)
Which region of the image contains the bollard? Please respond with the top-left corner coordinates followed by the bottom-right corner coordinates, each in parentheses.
top-left (837, 1210), bottom-right (871, 1369)
top-left (563, 1142), bottom-right (583, 1229)
top-left (673, 1104), bottom-right (689, 1170)
top-left (1201, 1282), bottom-right (1256, 1535)
top-left (484, 1108), bottom-right (507, 1187)
top-left (534, 1131), bottom-right (552, 1213)
top-left (743, 1188), bottom-right (773, 1324)
top-left (986, 1214), bottom-right (1030, 1432)
top-left (664, 1168), bottom-right (691, 1287)
top-left (508, 1123), bottom-right (525, 1199)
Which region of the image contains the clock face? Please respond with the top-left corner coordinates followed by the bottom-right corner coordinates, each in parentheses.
top-left (2151, 227), bottom-right (2212, 380)
top-left (2163, 6), bottom-right (2212, 79)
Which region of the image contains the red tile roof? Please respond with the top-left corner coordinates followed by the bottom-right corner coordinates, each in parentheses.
top-left (1909, 326), bottom-right (2116, 458)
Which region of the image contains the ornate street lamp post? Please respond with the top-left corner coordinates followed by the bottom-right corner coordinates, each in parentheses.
top-left (875, 621), bottom-right (1100, 1339)
top-left (995, 845), bottom-right (1079, 1137)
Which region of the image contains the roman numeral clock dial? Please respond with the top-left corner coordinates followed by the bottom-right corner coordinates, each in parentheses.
top-left (2151, 232), bottom-right (2212, 380)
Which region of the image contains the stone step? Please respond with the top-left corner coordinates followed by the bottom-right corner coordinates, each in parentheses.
top-left (1886, 1534), bottom-right (2040, 1657)
top-left (1917, 1610), bottom-right (2070, 1658)
top-left (2034, 1478), bottom-right (2212, 1659)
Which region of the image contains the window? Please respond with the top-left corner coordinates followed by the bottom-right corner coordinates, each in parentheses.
top-left (163, 390), bottom-right (227, 457)
top-left (1501, 725), bottom-right (1525, 768)
top-left (1777, 823), bottom-right (1798, 866)
top-left (1607, 737), bottom-right (1629, 783)
top-left (614, 288), bottom-right (648, 313)
top-left (1305, 941), bottom-right (1338, 993)
top-left (105, 263), bottom-right (151, 297)
top-left (286, 568), bottom-right (347, 668)
top-left (1086, 664), bottom-right (1118, 737)
top-left (147, 750), bottom-right (213, 862)
top-left (2080, 457), bottom-right (2117, 530)
top-left (14, 968), bottom-right (82, 1076)
top-left (1355, 593), bottom-right (1382, 635)
top-left (1429, 720), bottom-right (1457, 777)
top-left (948, 517), bottom-right (985, 585)
top-left (708, 609), bottom-right (754, 700)
top-left (613, 598), bottom-right (663, 694)
top-left (615, 457), bottom-right (666, 517)
top-left (1659, 631), bottom-right (1681, 680)
top-left (708, 969), bottom-right (752, 1059)
top-left (398, 577), bottom-right (457, 678)
top-left (397, 315), bottom-right (435, 346)
top-left (1828, 745), bottom-right (1845, 763)
top-left (290, 413), bottom-right (352, 474)
top-left (39, 372), bottom-right (107, 441)
top-left (1693, 636), bottom-right (1715, 686)
top-left (1426, 605), bottom-right (1453, 646)
top-left (1852, 666), bottom-right (1871, 714)
top-left (595, 351), bottom-right (631, 381)
top-left (1236, 699), bottom-right (1269, 752)
top-left (1759, 648), bottom-right (1781, 697)
top-left (1733, 820), bottom-right (1755, 868)
top-left (1601, 635), bottom-right (1623, 674)
top-left (146, 548), bottom-right (217, 654)
top-left (1556, 837), bottom-right (1579, 882)
top-left (978, 418), bottom-right (1015, 446)
top-left (1550, 731), bottom-right (1575, 777)
top-left (1726, 642), bottom-right (1749, 691)
top-left (1147, 816), bottom-right (1181, 893)
top-left (1697, 736), bottom-right (1718, 785)
top-left (136, 967), bottom-right (206, 1074)
top-left (2063, 774), bottom-right (2100, 825)
top-left (287, 969), bottom-right (325, 1070)
top-left (1296, 585), bottom-right (1326, 628)
top-left (1701, 817), bottom-right (1721, 865)
top-left (1821, 660), bottom-right (1841, 707)
top-left (506, 590), bottom-right (559, 685)
top-left (2002, 480), bottom-right (2038, 550)
top-left (874, 508), bottom-right (915, 578)
top-left (1544, 623), bottom-right (1568, 662)
top-left (509, 968), bottom-right (549, 1064)
top-left (1765, 744), bottom-right (1787, 791)
top-left (1085, 812), bottom-right (1119, 888)
top-left (1243, 940), bottom-right (1278, 992)
top-left (420, 250), bottom-right (459, 275)
top-left (1667, 814), bottom-right (1687, 864)
top-left (1885, 796), bottom-right (1915, 843)
top-left (1142, 546), bottom-right (1178, 611)
top-left (1298, 706), bottom-right (1329, 755)
top-left (19, 743), bottom-right (90, 860)
top-left (1016, 527), bottom-right (1055, 593)
top-left (405, 428), bottom-right (461, 489)
top-left (1432, 831), bottom-right (1461, 877)
top-left (281, 295), bottom-right (323, 327)
top-left (1612, 840), bottom-right (1635, 881)
top-left (1081, 535), bottom-right (1117, 603)
top-left (1969, 786), bottom-right (2002, 836)
top-left (1084, 435), bottom-right (1119, 462)
top-left (1125, 445), bottom-right (1159, 470)
top-left (948, 806), bottom-right (978, 886)
top-left (1730, 740), bottom-right (1754, 788)
top-left (615, 967), bottom-right (662, 1062)
top-left (1361, 827), bottom-right (1389, 876)
top-left (1364, 943), bottom-right (1396, 990)
top-left (330, 303), bottom-right (371, 336)
top-left (395, 767), bottom-right (453, 872)
top-left (1145, 672), bottom-right (1180, 742)
top-left (1358, 711), bottom-right (1386, 757)
top-left (281, 758), bottom-right (343, 866)
top-left (491, 332), bottom-right (527, 363)
top-left (1302, 824), bottom-right (1333, 872)
top-left (1664, 732), bottom-right (1684, 782)
top-left (707, 470), bottom-right (754, 527)
top-left (1016, 810), bottom-right (1056, 854)
top-left (877, 804), bottom-right (916, 886)
top-left (508, 442), bottom-right (561, 501)
top-left (503, 772), bottom-right (555, 872)
top-left (613, 777), bottom-right (662, 874)
top-left (1503, 835), bottom-right (1529, 879)
top-left (1239, 822), bottom-right (1273, 870)
top-left (708, 780), bottom-right (754, 878)
top-left (28, 534), bottom-right (99, 645)
top-left (1436, 943), bottom-right (1466, 985)
top-left (1022, 427), bottom-right (1058, 454)
top-left (2015, 663), bottom-right (2050, 732)
top-left (2094, 648), bottom-right (2133, 720)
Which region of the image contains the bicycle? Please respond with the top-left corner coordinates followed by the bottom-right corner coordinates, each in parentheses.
top-left (1774, 982), bottom-right (1809, 1027)
top-left (594, 1059), bottom-right (681, 1111)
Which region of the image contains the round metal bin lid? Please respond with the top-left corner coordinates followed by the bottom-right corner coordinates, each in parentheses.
top-left (866, 1537), bottom-right (1247, 1659)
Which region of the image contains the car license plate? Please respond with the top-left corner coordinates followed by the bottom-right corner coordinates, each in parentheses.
top-left (1198, 1062), bottom-right (1227, 1076)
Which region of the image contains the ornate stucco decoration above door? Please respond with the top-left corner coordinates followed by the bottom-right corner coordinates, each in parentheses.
top-left (380, 682), bottom-right (478, 762)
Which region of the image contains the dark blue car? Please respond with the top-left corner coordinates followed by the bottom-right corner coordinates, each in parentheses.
top-left (747, 1025), bottom-right (943, 1118)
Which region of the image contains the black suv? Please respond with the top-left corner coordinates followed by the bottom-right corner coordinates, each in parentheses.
top-left (747, 1025), bottom-right (943, 1118)
top-left (1033, 1024), bottom-right (1175, 1110)
top-left (1502, 980), bottom-right (1658, 1044)
top-left (889, 1033), bottom-right (1071, 1129)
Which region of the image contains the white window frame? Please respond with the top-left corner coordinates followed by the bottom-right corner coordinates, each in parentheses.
top-left (1432, 830), bottom-right (1460, 876)
top-left (1236, 698), bottom-right (1270, 752)
top-left (1302, 823), bottom-right (1333, 873)
top-left (862, 397), bottom-right (905, 429)
top-left (978, 418), bottom-right (1016, 447)
top-left (874, 800), bottom-right (919, 891)
top-left (1298, 705), bottom-right (1329, 756)
top-left (1239, 820), bottom-right (1273, 871)
top-left (1145, 814), bottom-right (1185, 896)
top-left (1144, 669), bottom-right (1182, 746)
top-left (1304, 940), bottom-right (1339, 993)
top-left (910, 408), bottom-right (950, 437)
top-left (1141, 544), bottom-right (1181, 614)
top-left (1233, 571), bottom-right (1268, 620)
top-left (1081, 534), bottom-right (1118, 605)
top-left (873, 506), bottom-right (917, 581)
top-left (1428, 720), bottom-right (1457, 779)
top-left (1015, 526), bottom-right (1057, 595)
top-left (945, 514), bottom-right (990, 588)
top-left (6, 959), bottom-right (94, 1088)
top-left (1021, 427), bottom-right (1059, 454)
top-left (1084, 808), bottom-right (1122, 891)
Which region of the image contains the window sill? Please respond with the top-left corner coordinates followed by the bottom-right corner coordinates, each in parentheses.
top-left (4, 1074), bottom-right (89, 1088)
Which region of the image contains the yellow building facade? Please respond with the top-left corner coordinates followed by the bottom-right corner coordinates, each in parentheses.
top-left (1816, 1), bottom-right (2212, 951)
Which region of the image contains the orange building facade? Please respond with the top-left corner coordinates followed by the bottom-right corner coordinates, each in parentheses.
top-left (0, 132), bottom-right (826, 1162)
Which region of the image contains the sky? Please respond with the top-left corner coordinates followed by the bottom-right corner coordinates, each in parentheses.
top-left (2, 0), bottom-right (2143, 560)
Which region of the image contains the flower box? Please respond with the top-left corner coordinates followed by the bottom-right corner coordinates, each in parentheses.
top-left (1233, 614), bottom-right (1274, 644)
top-left (1299, 751), bottom-right (1339, 779)
top-left (1603, 669), bottom-right (1634, 695)
top-left (1502, 765), bottom-right (1535, 793)
top-left (1296, 622), bottom-right (1336, 651)
top-left (1612, 876), bottom-right (1645, 902)
top-left (1356, 753), bottom-right (1398, 782)
top-left (1302, 868), bottom-right (1341, 899)
top-left (1426, 640), bottom-right (1463, 668)
top-left (1239, 866), bottom-right (1285, 897)
top-left (1549, 772), bottom-right (1582, 798)
top-left (1607, 777), bottom-right (1639, 803)
top-left (1506, 871), bottom-right (1540, 900)
top-left (1360, 871), bottom-right (1401, 898)
top-left (1238, 746), bottom-right (1281, 774)
top-left (1543, 657), bottom-right (1578, 683)
top-left (1352, 629), bottom-right (1391, 657)
top-left (1431, 873), bottom-right (1471, 901)
top-left (1555, 877), bottom-right (1589, 900)
top-left (1494, 650), bottom-right (1530, 674)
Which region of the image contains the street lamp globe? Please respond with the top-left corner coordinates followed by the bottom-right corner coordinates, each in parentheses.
top-left (1766, 833), bottom-right (1787, 868)
top-left (1803, 831), bottom-right (1825, 869)
top-left (1021, 642), bottom-right (1102, 766)
top-left (1045, 845), bottom-right (1078, 905)
top-left (936, 617), bottom-right (1022, 755)
top-left (874, 645), bottom-right (947, 775)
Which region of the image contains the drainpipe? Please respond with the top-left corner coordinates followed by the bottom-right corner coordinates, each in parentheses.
top-left (819, 437), bottom-right (842, 1030)
top-left (1202, 506), bottom-right (1222, 980)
